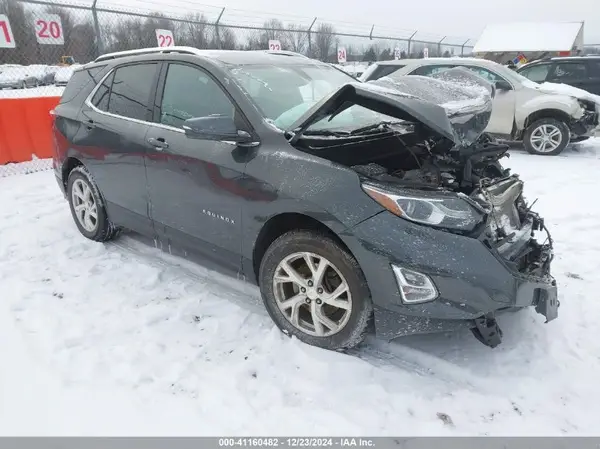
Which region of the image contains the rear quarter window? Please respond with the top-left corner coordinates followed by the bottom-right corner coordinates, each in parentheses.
top-left (59, 66), bottom-right (107, 104)
top-left (368, 64), bottom-right (405, 81)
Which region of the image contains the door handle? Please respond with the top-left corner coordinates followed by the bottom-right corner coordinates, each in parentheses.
top-left (147, 137), bottom-right (169, 150)
top-left (85, 119), bottom-right (96, 130)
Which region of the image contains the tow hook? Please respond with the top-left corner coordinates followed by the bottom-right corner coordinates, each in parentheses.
top-left (471, 314), bottom-right (503, 348)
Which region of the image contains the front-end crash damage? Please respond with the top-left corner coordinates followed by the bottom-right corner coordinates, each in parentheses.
top-left (285, 69), bottom-right (558, 348)
top-left (570, 99), bottom-right (599, 137)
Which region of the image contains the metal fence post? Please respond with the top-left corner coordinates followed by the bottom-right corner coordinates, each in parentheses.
top-left (407, 30), bottom-right (417, 56)
top-left (214, 8), bottom-right (225, 50)
top-left (461, 38), bottom-right (470, 56)
top-left (307, 17), bottom-right (316, 58)
top-left (91, 0), bottom-right (103, 56)
top-left (437, 36), bottom-right (445, 56)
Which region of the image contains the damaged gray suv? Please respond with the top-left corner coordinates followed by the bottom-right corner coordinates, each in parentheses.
top-left (52, 47), bottom-right (559, 351)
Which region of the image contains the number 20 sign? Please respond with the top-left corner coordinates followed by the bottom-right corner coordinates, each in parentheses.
top-left (35, 14), bottom-right (64, 45)
top-left (0, 14), bottom-right (16, 48)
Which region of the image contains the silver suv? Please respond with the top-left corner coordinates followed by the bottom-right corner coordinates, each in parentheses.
top-left (360, 58), bottom-right (600, 155)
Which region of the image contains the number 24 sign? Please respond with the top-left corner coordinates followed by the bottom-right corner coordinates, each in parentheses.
top-left (0, 14), bottom-right (16, 48)
top-left (35, 14), bottom-right (65, 45)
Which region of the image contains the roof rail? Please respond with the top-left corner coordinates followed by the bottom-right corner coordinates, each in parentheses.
top-left (94, 46), bottom-right (206, 63)
top-left (254, 50), bottom-right (310, 58)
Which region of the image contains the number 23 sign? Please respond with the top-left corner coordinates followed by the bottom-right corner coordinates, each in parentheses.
top-left (35, 14), bottom-right (65, 45)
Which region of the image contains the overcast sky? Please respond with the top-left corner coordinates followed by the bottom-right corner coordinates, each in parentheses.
top-left (99, 0), bottom-right (599, 45)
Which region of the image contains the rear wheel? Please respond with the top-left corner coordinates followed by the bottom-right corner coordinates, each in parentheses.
top-left (523, 118), bottom-right (570, 156)
top-left (259, 230), bottom-right (372, 351)
top-left (67, 165), bottom-right (122, 242)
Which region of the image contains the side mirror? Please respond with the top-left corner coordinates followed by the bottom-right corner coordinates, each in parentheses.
top-left (495, 80), bottom-right (512, 91)
top-left (183, 116), bottom-right (254, 145)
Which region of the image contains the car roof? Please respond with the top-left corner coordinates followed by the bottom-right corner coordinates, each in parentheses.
top-left (518, 55), bottom-right (600, 69)
top-left (84, 47), bottom-right (317, 70)
top-left (371, 57), bottom-right (502, 68)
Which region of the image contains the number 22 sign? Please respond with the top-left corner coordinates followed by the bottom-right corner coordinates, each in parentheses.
top-left (268, 40), bottom-right (281, 51)
top-left (35, 14), bottom-right (64, 45)
top-left (0, 14), bottom-right (16, 48)
top-left (156, 29), bottom-right (175, 47)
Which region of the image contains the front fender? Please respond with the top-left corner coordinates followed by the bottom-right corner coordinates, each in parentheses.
top-left (515, 94), bottom-right (583, 128)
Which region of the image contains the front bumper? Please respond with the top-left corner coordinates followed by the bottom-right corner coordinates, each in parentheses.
top-left (345, 210), bottom-right (558, 348)
top-left (570, 109), bottom-right (599, 137)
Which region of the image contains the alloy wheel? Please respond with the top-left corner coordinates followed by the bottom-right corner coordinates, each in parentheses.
top-left (530, 124), bottom-right (563, 153)
top-left (272, 252), bottom-right (352, 337)
top-left (71, 179), bottom-right (98, 232)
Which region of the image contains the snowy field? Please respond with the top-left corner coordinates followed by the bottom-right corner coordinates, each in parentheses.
top-left (1, 141), bottom-right (600, 436)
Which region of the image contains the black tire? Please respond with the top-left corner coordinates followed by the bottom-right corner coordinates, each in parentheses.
top-left (523, 118), bottom-right (570, 156)
top-left (259, 230), bottom-right (373, 351)
top-left (66, 165), bottom-right (122, 242)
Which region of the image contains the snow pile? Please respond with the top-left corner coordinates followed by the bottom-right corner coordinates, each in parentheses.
top-left (1, 141), bottom-right (600, 435)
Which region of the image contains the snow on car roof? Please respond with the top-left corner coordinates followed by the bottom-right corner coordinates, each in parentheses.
top-left (473, 22), bottom-right (584, 53)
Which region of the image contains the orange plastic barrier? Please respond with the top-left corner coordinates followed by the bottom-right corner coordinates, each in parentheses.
top-left (0, 96), bottom-right (61, 165)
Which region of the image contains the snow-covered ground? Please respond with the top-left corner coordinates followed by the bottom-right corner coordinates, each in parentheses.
top-left (0, 86), bottom-right (64, 99)
top-left (1, 141), bottom-right (600, 436)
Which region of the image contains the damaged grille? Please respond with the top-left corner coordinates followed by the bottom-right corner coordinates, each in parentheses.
top-left (483, 177), bottom-right (524, 239)
top-left (478, 177), bottom-right (553, 277)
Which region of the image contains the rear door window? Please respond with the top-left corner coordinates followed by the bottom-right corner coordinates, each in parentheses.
top-left (104, 63), bottom-right (158, 121)
top-left (518, 64), bottom-right (551, 83)
top-left (548, 62), bottom-right (589, 82)
top-left (410, 65), bottom-right (456, 76)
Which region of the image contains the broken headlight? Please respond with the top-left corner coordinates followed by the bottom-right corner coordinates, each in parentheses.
top-left (362, 183), bottom-right (484, 231)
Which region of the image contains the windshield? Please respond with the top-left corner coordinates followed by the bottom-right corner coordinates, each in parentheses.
top-left (227, 63), bottom-right (400, 131)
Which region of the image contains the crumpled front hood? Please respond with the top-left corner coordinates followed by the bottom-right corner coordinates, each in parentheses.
top-left (287, 67), bottom-right (495, 147)
top-left (370, 67), bottom-right (496, 146)
top-left (286, 82), bottom-right (457, 144)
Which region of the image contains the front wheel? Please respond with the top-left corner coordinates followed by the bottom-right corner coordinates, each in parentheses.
top-left (259, 230), bottom-right (373, 351)
top-left (523, 118), bottom-right (570, 156)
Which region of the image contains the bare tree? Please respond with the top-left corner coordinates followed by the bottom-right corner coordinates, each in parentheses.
top-left (219, 27), bottom-right (237, 50)
top-left (313, 23), bottom-right (336, 62)
top-left (176, 13), bottom-right (210, 49)
top-left (261, 18), bottom-right (284, 45)
top-left (282, 24), bottom-right (307, 54)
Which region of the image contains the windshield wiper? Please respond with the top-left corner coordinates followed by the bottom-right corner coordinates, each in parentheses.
top-left (302, 129), bottom-right (351, 137)
top-left (350, 121), bottom-right (403, 136)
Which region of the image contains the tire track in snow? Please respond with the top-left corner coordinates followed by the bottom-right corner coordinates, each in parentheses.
top-left (110, 234), bottom-right (493, 393)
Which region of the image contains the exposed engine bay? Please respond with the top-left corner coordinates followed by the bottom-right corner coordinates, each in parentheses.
top-left (294, 125), bottom-right (553, 279)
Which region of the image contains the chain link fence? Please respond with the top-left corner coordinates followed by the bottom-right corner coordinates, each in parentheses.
top-left (0, 0), bottom-right (476, 94)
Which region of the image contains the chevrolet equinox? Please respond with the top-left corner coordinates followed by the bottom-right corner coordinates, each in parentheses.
top-left (52, 47), bottom-right (559, 351)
